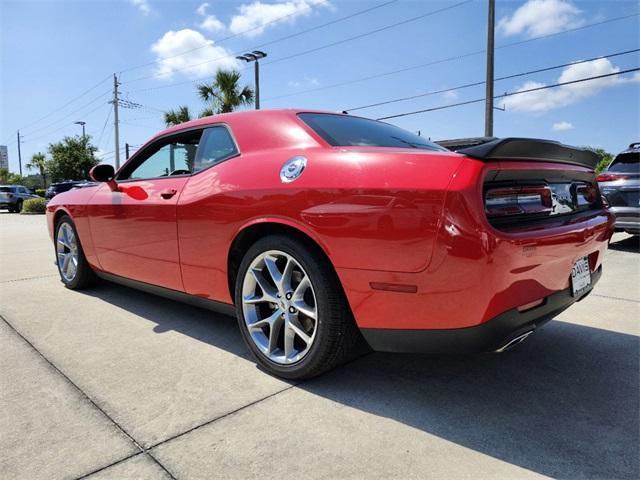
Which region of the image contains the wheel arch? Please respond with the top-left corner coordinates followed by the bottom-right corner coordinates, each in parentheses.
top-left (53, 207), bottom-right (72, 229)
top-left (227, 219), bottom-right (336, 302)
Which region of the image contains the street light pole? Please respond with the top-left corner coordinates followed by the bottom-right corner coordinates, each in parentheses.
top-left (75, 121), bottom-right (86, 138)
top-left (484, 0), bottom-right (495, 137)
top-left (236, 51), bottom-right (267, 110)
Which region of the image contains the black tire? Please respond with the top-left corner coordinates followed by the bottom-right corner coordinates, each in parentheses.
top-left (54, 215), bottom-right (97, 289)
top-left (15, 200), bottom-right (23, 213)
top-left (235, 235), bottom-right (362, 380)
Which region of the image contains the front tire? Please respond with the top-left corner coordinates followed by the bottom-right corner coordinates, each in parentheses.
top-left (235, 235), bottom-right (360, 380)
top-left (54, 215), bottom-right (96, 289)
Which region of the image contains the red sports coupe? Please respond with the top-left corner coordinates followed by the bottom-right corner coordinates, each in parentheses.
top-left (46, 110), bottom-right (614, 379)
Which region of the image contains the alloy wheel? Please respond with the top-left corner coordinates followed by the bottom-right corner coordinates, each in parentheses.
top-left (241, 250), bottom-right (318, 365)
top-left (57, 223), bottom-right (79, 282)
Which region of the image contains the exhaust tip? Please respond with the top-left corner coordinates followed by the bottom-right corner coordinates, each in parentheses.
top-left (494, 330), bottom-right (535, 353)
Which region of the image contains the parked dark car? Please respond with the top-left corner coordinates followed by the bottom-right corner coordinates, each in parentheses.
top-left (597, 143), bottom-right (640, 235)
top-left (45, 181), bottom-right (95, 199)
top-left (0, 185), bottom-right (39, 212)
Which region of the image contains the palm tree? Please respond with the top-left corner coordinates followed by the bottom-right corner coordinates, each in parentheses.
top-left (164, 105), bottom-right (192, 127)
top-left (26, 152), bottom-right (48, 188)
top-left (197, 69), bottom-right (254, 116)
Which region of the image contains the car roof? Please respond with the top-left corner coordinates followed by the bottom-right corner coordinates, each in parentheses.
top-left (618, 142), bottom-right (640, 155)
top-left (157, 109), bottom-right (331, 137)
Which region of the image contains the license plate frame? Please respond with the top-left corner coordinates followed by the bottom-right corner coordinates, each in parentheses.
top-left (571, 256), bottom-right (592, 297)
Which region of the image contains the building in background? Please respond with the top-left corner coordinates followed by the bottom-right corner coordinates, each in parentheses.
top-left (0, 145), bottom-right (8, 170)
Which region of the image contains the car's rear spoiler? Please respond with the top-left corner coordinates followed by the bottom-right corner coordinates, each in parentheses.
top-left (454, 137), bottom-right (600, 170)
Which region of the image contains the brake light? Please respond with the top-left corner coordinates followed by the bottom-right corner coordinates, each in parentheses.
top-left (485, 186), bottom-right (553, 217)
top-left (596, 173), bottom-right (628, 182)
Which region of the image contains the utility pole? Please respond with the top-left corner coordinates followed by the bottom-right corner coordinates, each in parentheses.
top-left (236, 51), bottom-right (267, 110)
top-left (125, 143), bottom-right (130, 160)
top-left (112, 74), bottom-right (121, 169)
top-left (16, 130), bottom-right (23, 176)
top-left (484, 0), bottom-right (495, 137)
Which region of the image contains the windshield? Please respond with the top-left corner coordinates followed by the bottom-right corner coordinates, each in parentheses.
top-left (608, 152), bottom-right (639, 173)
top-left (298, 113), bottom-right (446, 152)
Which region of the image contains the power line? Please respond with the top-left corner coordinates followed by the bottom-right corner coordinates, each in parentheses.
top-left (263, 12), bottom-right (640, 102)
top-left (21, 90), bottom-right (111, 136)
top-left (122, 0), bottom-right (400, 85)
top-left (24, 102), bottom-right (110, 144)
top-left (264, 0), bottom-right (473, 67)
top-left (117, 0), bottom-right (333, 75)
top-left (17, 75), bottom-right (111, 131)
top-left (96, 108), bottom-right (112, 148)
top-left (376, 67), bottom-right (640, 120)
top-left (347, 48), bottom-right (640, 112)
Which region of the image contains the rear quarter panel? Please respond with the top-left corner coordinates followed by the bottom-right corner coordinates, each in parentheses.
top-left (177, 146), bottom-right (463, 303)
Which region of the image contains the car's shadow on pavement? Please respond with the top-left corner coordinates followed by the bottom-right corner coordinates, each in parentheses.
top-left (609, 234), bottom-right (640, 253)
top-left (85, 282), bottom-right (639, 480)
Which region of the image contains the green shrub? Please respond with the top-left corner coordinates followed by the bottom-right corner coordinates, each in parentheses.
top-left (21, 197), bottom-right (47, 214)
top-left (35, 189), bottom-right (46, 197)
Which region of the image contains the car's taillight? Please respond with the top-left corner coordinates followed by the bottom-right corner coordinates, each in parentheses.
top-left (596, 173), bottom-right (628, 182)
top-left (485, 186), bottom-right (553, 217)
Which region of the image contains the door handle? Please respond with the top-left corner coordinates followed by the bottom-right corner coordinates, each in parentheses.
top-left (160, 188), bottom-right (177, 199)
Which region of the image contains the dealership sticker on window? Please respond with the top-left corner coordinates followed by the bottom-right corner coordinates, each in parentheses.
top-left (571, 256), bottom-right (591, 297)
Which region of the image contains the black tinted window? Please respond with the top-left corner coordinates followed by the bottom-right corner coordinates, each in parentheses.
top-left (0, 186), bottom-right (16, 192)
top-left (299, 113), bottom-right (446, 152)
top-left (193, 126), bottom-right (238, 172)
top-left (609, 152), bottom-right (639, 173)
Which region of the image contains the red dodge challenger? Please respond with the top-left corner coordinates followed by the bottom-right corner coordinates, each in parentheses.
top-left (46, 110), bottom-right (614, 379)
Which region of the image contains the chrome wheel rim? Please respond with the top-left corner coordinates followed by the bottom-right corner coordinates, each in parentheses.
top-left (241, 250), bottom-right (318, 365)
top-left (56, 223), bottom-right (79, 282)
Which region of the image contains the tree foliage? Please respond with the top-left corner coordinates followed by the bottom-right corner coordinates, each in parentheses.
top-left (197, 69), bottom-right (253, 116)
top-left (163, 69), bottom-right (254, 126)
top-left (0, 168), bottom-right (25, 185)
top-left (587, 147), bottom-right (615, 174)
top-left (164, 105), bottom-right (192, 127)
top-left (47, 135), bottom-right (98, 182)
top-left (26, 152), bottom-right (49, 187)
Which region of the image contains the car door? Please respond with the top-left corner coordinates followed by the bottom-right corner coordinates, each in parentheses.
top-left (88, 128), bottom-right (202, 291)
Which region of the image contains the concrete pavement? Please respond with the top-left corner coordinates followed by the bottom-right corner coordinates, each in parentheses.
top-left (1, 212), bottom-right (638, 479)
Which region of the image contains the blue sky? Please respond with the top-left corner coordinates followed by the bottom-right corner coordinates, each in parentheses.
top-left (1, 0), bottom-right (638, 173)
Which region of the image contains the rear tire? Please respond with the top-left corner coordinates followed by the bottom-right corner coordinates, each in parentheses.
top-left (235, 235), bottom-right (361, 380)
top-left (54, 215), bottom-right (96, 289)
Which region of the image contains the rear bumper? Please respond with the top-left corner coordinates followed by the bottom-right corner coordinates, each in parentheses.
top-left (609, 207), bottom-right (640, 233)
top-left (361, 266), bottom-right (602, 354)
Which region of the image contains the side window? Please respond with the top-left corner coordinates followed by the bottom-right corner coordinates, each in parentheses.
top-left (122, 130), bottom-right (202, 180)
top-left (19, 187), bottom-right (28, 194)
top-left (193, 126), bottom-right (238, 173)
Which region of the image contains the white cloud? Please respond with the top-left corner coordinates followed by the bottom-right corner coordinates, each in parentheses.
top-left (442, 90), bottom-right (459, 100)
top-left (196, 2), bottom-right (209, 16)
top-left (552, 121), bottom-right (574, 131)
top-left (498, 0), bottom-right (583, 38)
top-left (287, 76), bottom-right (320, 88)
top-left (151, 29), bottom-right (240, 79)
top-left (130, 0), bottom-right (151, 16)
top-left (229, 0), bottom-right (330, 37)
top-left (196, 3), bottom-right (226, 33)
top-left (503, 58), bottom-right (638, 114)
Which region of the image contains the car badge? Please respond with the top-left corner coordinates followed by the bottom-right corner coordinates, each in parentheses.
top-left (280, 156), bottom-right (307, 183)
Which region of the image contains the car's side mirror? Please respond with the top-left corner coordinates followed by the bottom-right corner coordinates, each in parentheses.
top-left (89, 164), bottom-right (119, 191)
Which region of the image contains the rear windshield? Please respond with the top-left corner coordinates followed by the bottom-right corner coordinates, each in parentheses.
top-left (298, 113), bottom-right (446, 152)
top-left (608, 152), bottom-right (639, 173)
top-left (0, 186), bottom-right (16, 192)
